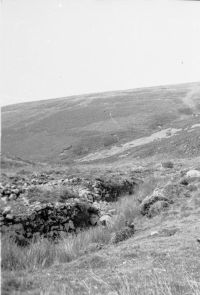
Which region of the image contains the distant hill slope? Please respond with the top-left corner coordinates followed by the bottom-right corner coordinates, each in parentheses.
top-left (1, 82), bottom-right (200, 164)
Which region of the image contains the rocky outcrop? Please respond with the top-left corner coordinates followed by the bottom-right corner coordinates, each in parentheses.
top-left (140, 189), bottom-right (173, 217)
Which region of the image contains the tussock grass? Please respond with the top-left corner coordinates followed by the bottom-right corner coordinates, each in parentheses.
top-left (1, 195), bottom-right (140, 272)
top-left (1, 227), bottom-right (112, 271)
top-left (1, 237), bottom-right (56, 270)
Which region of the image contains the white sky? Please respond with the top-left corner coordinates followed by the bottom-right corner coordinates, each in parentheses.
top-left (1, 0), bottom-right (200, 106)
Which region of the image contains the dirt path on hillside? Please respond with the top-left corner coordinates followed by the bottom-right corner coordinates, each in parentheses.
top-left (78, 128), bottom-right (181, 162)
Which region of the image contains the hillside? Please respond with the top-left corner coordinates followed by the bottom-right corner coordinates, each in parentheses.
top-left (2, 82), bottom-right (200, 165)
top-left (1, 82), bottom-right (200, 295)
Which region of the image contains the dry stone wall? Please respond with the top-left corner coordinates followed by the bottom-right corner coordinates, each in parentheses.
top-left (0, 202), bottom-right (99, 245)
top-left (0, 173), bottom-right (141, 245)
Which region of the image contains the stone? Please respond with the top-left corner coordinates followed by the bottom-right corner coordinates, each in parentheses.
top-left (99, 215), bottom-right (112, 227)
top-left (90, 214), bottom-right (99, 225)
top-left (186, 170), bottom-right (200, 179)
top-left (6, 214), bottom-right (14, 220)
top-left (150, 230), bottom-right (159, 236)
top-left (1, 197), bottom-right (8, 203)
top-left (12, 188), bottom-right (20, 195)
top-left (9, 193), bottom-right (17, 201)
top-left (2, 206), bottom-right (11, 216)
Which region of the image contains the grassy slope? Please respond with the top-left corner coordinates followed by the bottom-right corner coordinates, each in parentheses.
top-left (2, 82), bottom-right (200, 164)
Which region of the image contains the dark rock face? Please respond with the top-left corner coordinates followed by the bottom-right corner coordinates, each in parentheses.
top-left (0, 202), bottom-right (99, 244)
top-left (91, 177), bottom-right (140, 202)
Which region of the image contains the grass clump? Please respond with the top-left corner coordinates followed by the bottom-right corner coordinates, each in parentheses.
top-left (1, 236), bottom-right (56, 271)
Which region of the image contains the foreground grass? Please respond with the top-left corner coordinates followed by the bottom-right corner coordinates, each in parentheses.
top-left (41, 266), bottom-right (200, 295)
top-left (2, 260), bottom-right (200, 295)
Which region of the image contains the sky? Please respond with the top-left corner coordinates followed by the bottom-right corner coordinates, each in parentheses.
top-left (1, 0), bottom-right (200, 106)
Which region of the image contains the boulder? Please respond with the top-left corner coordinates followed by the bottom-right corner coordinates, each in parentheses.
top-left (90, 214), bottom-right (99, 225)
top-left (186, 170), bottom-right (200, 179)
top-left (9, 193), bottom-right (17, 201)
top-left (140, 189), bottom-right (172, 216)
top-left (2, 206), bottom-right (11, 216)
top-left (5, 214), bottom-right (14, 220)
top-left (99, 214), bottom-right (112, 227)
